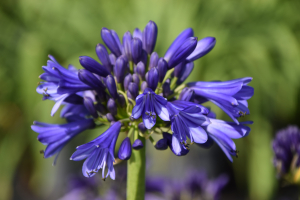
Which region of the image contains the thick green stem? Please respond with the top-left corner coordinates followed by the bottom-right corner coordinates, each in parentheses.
top-left (127, 137), bottom-right (146, 200)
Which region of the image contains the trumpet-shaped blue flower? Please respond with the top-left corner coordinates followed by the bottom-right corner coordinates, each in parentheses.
top-left (187, 77), bottom-right (254, 124)
top-left (70, 121), bottom-right (121, 179)
top-left (162, 132), bottom-right (189, 156)
top-left (31, 118), bottom-right (95, 164)
top-left (169, 104), bottom-right (210, 144)
top-left (205, 119), bottom-right (252, 162)
top-left (131, 88), bottom-right (169, 129)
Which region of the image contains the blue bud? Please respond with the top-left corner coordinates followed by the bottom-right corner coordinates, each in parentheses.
top-left (141, 81), bottom-right (148, 92)
top-left (114, 56), bottom-right (127, 83)
top-left (155, 138), bottom-right (168, 150)
top-left (186, 37), bottom-right (216, 62)
top-left (131, 38), bottom-right (143, 64)
top-left (149, 52), bottom-right (159, 69)
top-left (96, 44), bottom-right (113, 72)
top-left (132, 139), bottom-right (144, 150)
top-left (106, 113), bottom-right (115, 122)
top-left (127, 90), bottom-right (134, 101)
top-left (142, 21), bottom-right (158, 54)
top-left (109, 54), bottom-right (116, 65)
top-left (105, 75), bottom-right (118, 99)
top-left (174, 62), bottom-right (185, 77)
top-left (123, 31), bottom-right (132, 61)
top-left (163, 79), bottom-right (172, 97)
top-left (147, 67), bottom-right (159, 91)
top-left (101, 28), bottom-right (122, 57)
top-left (136, 62), bottom-right (145, 79)
top-left (157, 58), bottom-right (168, 82)
top-left (167, 37), bottom-right (197, 69)
top-left (164, 28), bottom-right (194, 61)
top-left (107, 98), bottom-right (117, 115)
top-left (78, 69), bottom-right (106, 90)
top-left (83, 97), bottom-right (98, 118)
top-left (133, 28), bottom-right (142, 41)
top-left (132, 74), bottom-right (140, 86)
top-left (179, 87), bottom-right (195, 101)
top-left (118, 138), bottom-right (132, 160)
top-left (176, 62), bottom-right (194, 85)
top-left (79, 56), bottom-right (110, 77)
top-left (128, 82), bottom-right (139, 99)
top-left (124, 73), bottom-right (132, 91)
top-left (138, 122), bottom-right (147, 133)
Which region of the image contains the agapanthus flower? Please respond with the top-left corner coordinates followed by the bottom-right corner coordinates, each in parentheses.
top-left (31, 117), bottom-right (95, 164)
top-left (272, 126), bottom-right (300, 182)
top-left (70, 121), bottom-right (121, 179)
top-left (131, 88), bottom-right (169, 129)
top-left (33, 20), bottom-right (253, 180)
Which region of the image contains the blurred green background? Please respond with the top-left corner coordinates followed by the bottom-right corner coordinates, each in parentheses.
top-left (1, 0), bottom-right (300, 199)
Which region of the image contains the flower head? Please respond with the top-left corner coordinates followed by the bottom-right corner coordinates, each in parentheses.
top-left (33, 20), bottom-right (253, 180)
top-left (272, 126), bottom-right (300, 180)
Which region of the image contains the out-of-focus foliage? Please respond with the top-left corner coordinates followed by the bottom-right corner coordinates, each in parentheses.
top-left (1, 0), bottom-right (300, 199)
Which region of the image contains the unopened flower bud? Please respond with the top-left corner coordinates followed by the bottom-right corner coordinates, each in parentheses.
top-left (163, 79), bottom-right (172, 97)
top-left (79, 56), bottom-right (110, 77)
top-left (123, 31), bottom-right (132, 61)
top-left (136, 62), bottom-right (145, 79)
top-left (167, 37), bottom-right (197, 69)
top-left (149, 52), bottom-right (159, 69)
top-left (106, 113), bottom-right (115, 122)
top-left (109, 54), bottom-right (116, 65)
top-left (186, 37), bottom-right (216, 62)
top-left (128, 82), bottom-right (139, 99)
top-left (118, 137), bottom-right (132, 160)
top-left (124, 74), bottom-right (132, 91)
top-left (133, 28), bottom-right (142, 41)
top-left (155, 138), bottom-right (168, 150)
top-left (177, 62), bottom-right (194, 85)
top-left (101, 28), bottom-right (122, 57)
top-left (78, 69), bottom-right (105, 90)
top-left (157, 58), bottom-right (168, 82)
top-left (164, 28), bottom-right (194, 61)
top-left (132, 139), bottom-right (144, 150)
top-left (138, 122), bottom-right (147, 133)
top-left (131, 38), bottom-right (143, 64)
top-left (147, 67), bottom-right (159, 91)
top-left (107, 98), bottom-right (117, 116)
top-left (142, 21), bottom-right (158, 54)
top-left (141, 81), bottom-right (148, 92)
top-left (105, 75), bottom-right (118, 99)
top-left (84, 97), bottom-right (98, 118)
top-left (132, 74), bottom-right (140, 86)
top-left (96, 44), bottom-right (113, 72)
top-left (114, 56), bottom-right (127, 83)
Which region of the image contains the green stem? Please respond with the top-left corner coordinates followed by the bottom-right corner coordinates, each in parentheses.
top-left (127, 136), bottom-right (146, 200)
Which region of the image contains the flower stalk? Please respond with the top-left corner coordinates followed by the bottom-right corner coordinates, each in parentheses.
top-left (127, 136), bottom-right (146, 200)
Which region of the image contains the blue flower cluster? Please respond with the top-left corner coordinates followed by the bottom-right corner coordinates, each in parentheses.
top-left (32, 21), bottom-right (253, 180)
top-left (272, 126), bottom-right (300, 180)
